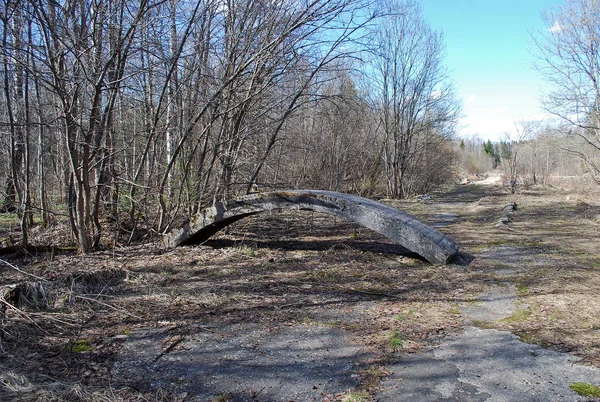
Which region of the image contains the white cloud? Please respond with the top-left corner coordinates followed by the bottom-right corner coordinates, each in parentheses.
top-left (465, 94), bottom-right (477, 104)
top-left (458, 107), bottom-right (555, 142)
top-left (460, 112), bottom-right (514, 141)
top-left (549, 21), bottom-right (562, 33)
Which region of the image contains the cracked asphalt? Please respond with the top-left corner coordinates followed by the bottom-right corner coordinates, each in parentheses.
top-left (377, 261), bottom-right (600, 402)
top-left (377, 326), bottom-right (600, 402)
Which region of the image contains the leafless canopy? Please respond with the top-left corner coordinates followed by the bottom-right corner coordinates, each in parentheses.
top-left (0, 0), bottom-right (462, 251)
top-left (532, 0), bottom-right (600, 178)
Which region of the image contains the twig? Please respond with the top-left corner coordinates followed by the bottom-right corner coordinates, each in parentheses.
top-left (73, 295), bottom-right (143, 319)
top-left (193, 325), bottom-right (230, 336)
top-left (0, 259), bottom-right (45, 281)
top-left (0, 298), bottom-right (47, 333)
top-left (28, 312), bottom-right (77, 327)
top-left (153, 335), bottom-right (184, 363)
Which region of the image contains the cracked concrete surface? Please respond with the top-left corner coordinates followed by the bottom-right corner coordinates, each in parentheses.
top-left (376, 252), bottom-right (600, 402)
top-left (378, 325), bottom-right (600, 401)
top-left (114, 314), bottom-right (376, 401)
top-left (459, 283), bottom-right (517, 322)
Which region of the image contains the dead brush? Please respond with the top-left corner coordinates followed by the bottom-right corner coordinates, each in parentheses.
top-left (2, 280), bottom-right (51, 311)
top-left (1, 265), bottom-right (131, 354)
top-left (61, 268), bottom-right (128, 304)
top-left (0, 366), bottom-right (125, 402)
top-left (1, 268), bottom-right (127, 312)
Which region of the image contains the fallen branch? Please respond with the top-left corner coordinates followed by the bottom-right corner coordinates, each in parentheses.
top-left (0, 298), bottom-right (47, 334)
top-left (73, 295), bottom-right (143, 320)
top-left (153, 335), bottom-right (185, 363)
top-left (0, 259), bottom-right (45, 281)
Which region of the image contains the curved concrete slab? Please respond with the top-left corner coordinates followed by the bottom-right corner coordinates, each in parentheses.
top-left (163, 190), bottom-right (459, 264)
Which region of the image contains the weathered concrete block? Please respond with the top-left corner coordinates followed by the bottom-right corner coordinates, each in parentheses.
top-left (163, 190), bottom-right (460, 264)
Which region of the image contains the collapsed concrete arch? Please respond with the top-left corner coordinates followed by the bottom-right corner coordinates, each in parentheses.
top-left (163, 190), bottom-right (459, 264)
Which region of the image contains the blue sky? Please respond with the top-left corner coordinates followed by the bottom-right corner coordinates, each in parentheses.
top-left (420, 0), bottom-right (564, 141)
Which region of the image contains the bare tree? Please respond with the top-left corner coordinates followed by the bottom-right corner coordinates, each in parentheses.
top-left (532, 0), bottom-right (600, 180)
top-left (519, 120), bottom-right (542, 185)
top-left (1, 0), bottom-right (25, 215)
top-left (372, 0), bottom-right (459, 198)
top-left (278, 73), bottom-right (382, 195)
top-left (0, 0), bottom-right (37, 247)
top-left (0, 0), bottom-right (466, 252)
top-left (499, 120), bottom-right (539, 194)
top-left (32, 0), bottom-right (158, 252)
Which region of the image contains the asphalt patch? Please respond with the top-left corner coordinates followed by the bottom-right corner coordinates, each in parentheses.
top-left (113, 322), bottom-right (373, 401)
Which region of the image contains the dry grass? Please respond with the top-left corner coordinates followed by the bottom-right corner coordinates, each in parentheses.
top-left (0, 182), bottom-right (599, 399)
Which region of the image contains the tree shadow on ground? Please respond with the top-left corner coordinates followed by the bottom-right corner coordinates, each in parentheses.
top-left (204, 237), bottom-right (427, 260)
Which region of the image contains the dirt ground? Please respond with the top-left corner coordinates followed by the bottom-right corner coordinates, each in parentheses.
top-left (1, 179), bottom-right (600, 401)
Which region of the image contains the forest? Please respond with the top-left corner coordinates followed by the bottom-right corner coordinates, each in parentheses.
top-left (1, 0), bottom-right (599, 251)
top-left (0, 0), bottom-right (460, 253)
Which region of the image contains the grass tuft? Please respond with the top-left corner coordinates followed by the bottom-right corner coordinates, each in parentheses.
top-left (215, 393), bottom-right (230, 402)
top-left (389, 330), bottom-right (403, 352)
top-left (70, 339), bottom-right (92, 353)
top-left (515, 282), bottom-right (529, 297)
top-left (501, 308), bottom-right (532, 325)
top-left (342, 390), bottom-right (370, 402)
top-left (472, 319), bottom-right (496, 329)
top-left (569, 382), bottom-right (600, 397)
